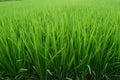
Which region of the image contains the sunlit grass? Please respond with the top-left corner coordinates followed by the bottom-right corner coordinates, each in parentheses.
top-left (0, 0), bottom-right (120, 80)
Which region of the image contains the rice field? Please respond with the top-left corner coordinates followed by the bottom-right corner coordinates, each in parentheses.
top-left (0, 0), bottom-right (120, 80)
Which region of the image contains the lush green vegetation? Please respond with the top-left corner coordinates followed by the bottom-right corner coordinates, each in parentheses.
top-left (0, 0), bottom-right (120, 80)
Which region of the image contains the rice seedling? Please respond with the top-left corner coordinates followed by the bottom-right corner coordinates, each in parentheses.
top-left (0, 0), bottom-right (120, 80)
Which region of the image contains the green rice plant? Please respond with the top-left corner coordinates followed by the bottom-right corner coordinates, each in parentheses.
top-left (0, 0), bottom-right (120, 80)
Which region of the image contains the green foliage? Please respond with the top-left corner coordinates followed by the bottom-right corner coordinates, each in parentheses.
top-left (0, 0), bottom-right (120, 80)
top-left (0, 0), bottom-right (19, 1)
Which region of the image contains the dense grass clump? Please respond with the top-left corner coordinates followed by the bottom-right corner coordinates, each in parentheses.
top-left (0, 0), bottom-right (120, 80)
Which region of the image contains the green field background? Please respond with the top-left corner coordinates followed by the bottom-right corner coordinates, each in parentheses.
top-left (0, 0), bottom-right (120, 80)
